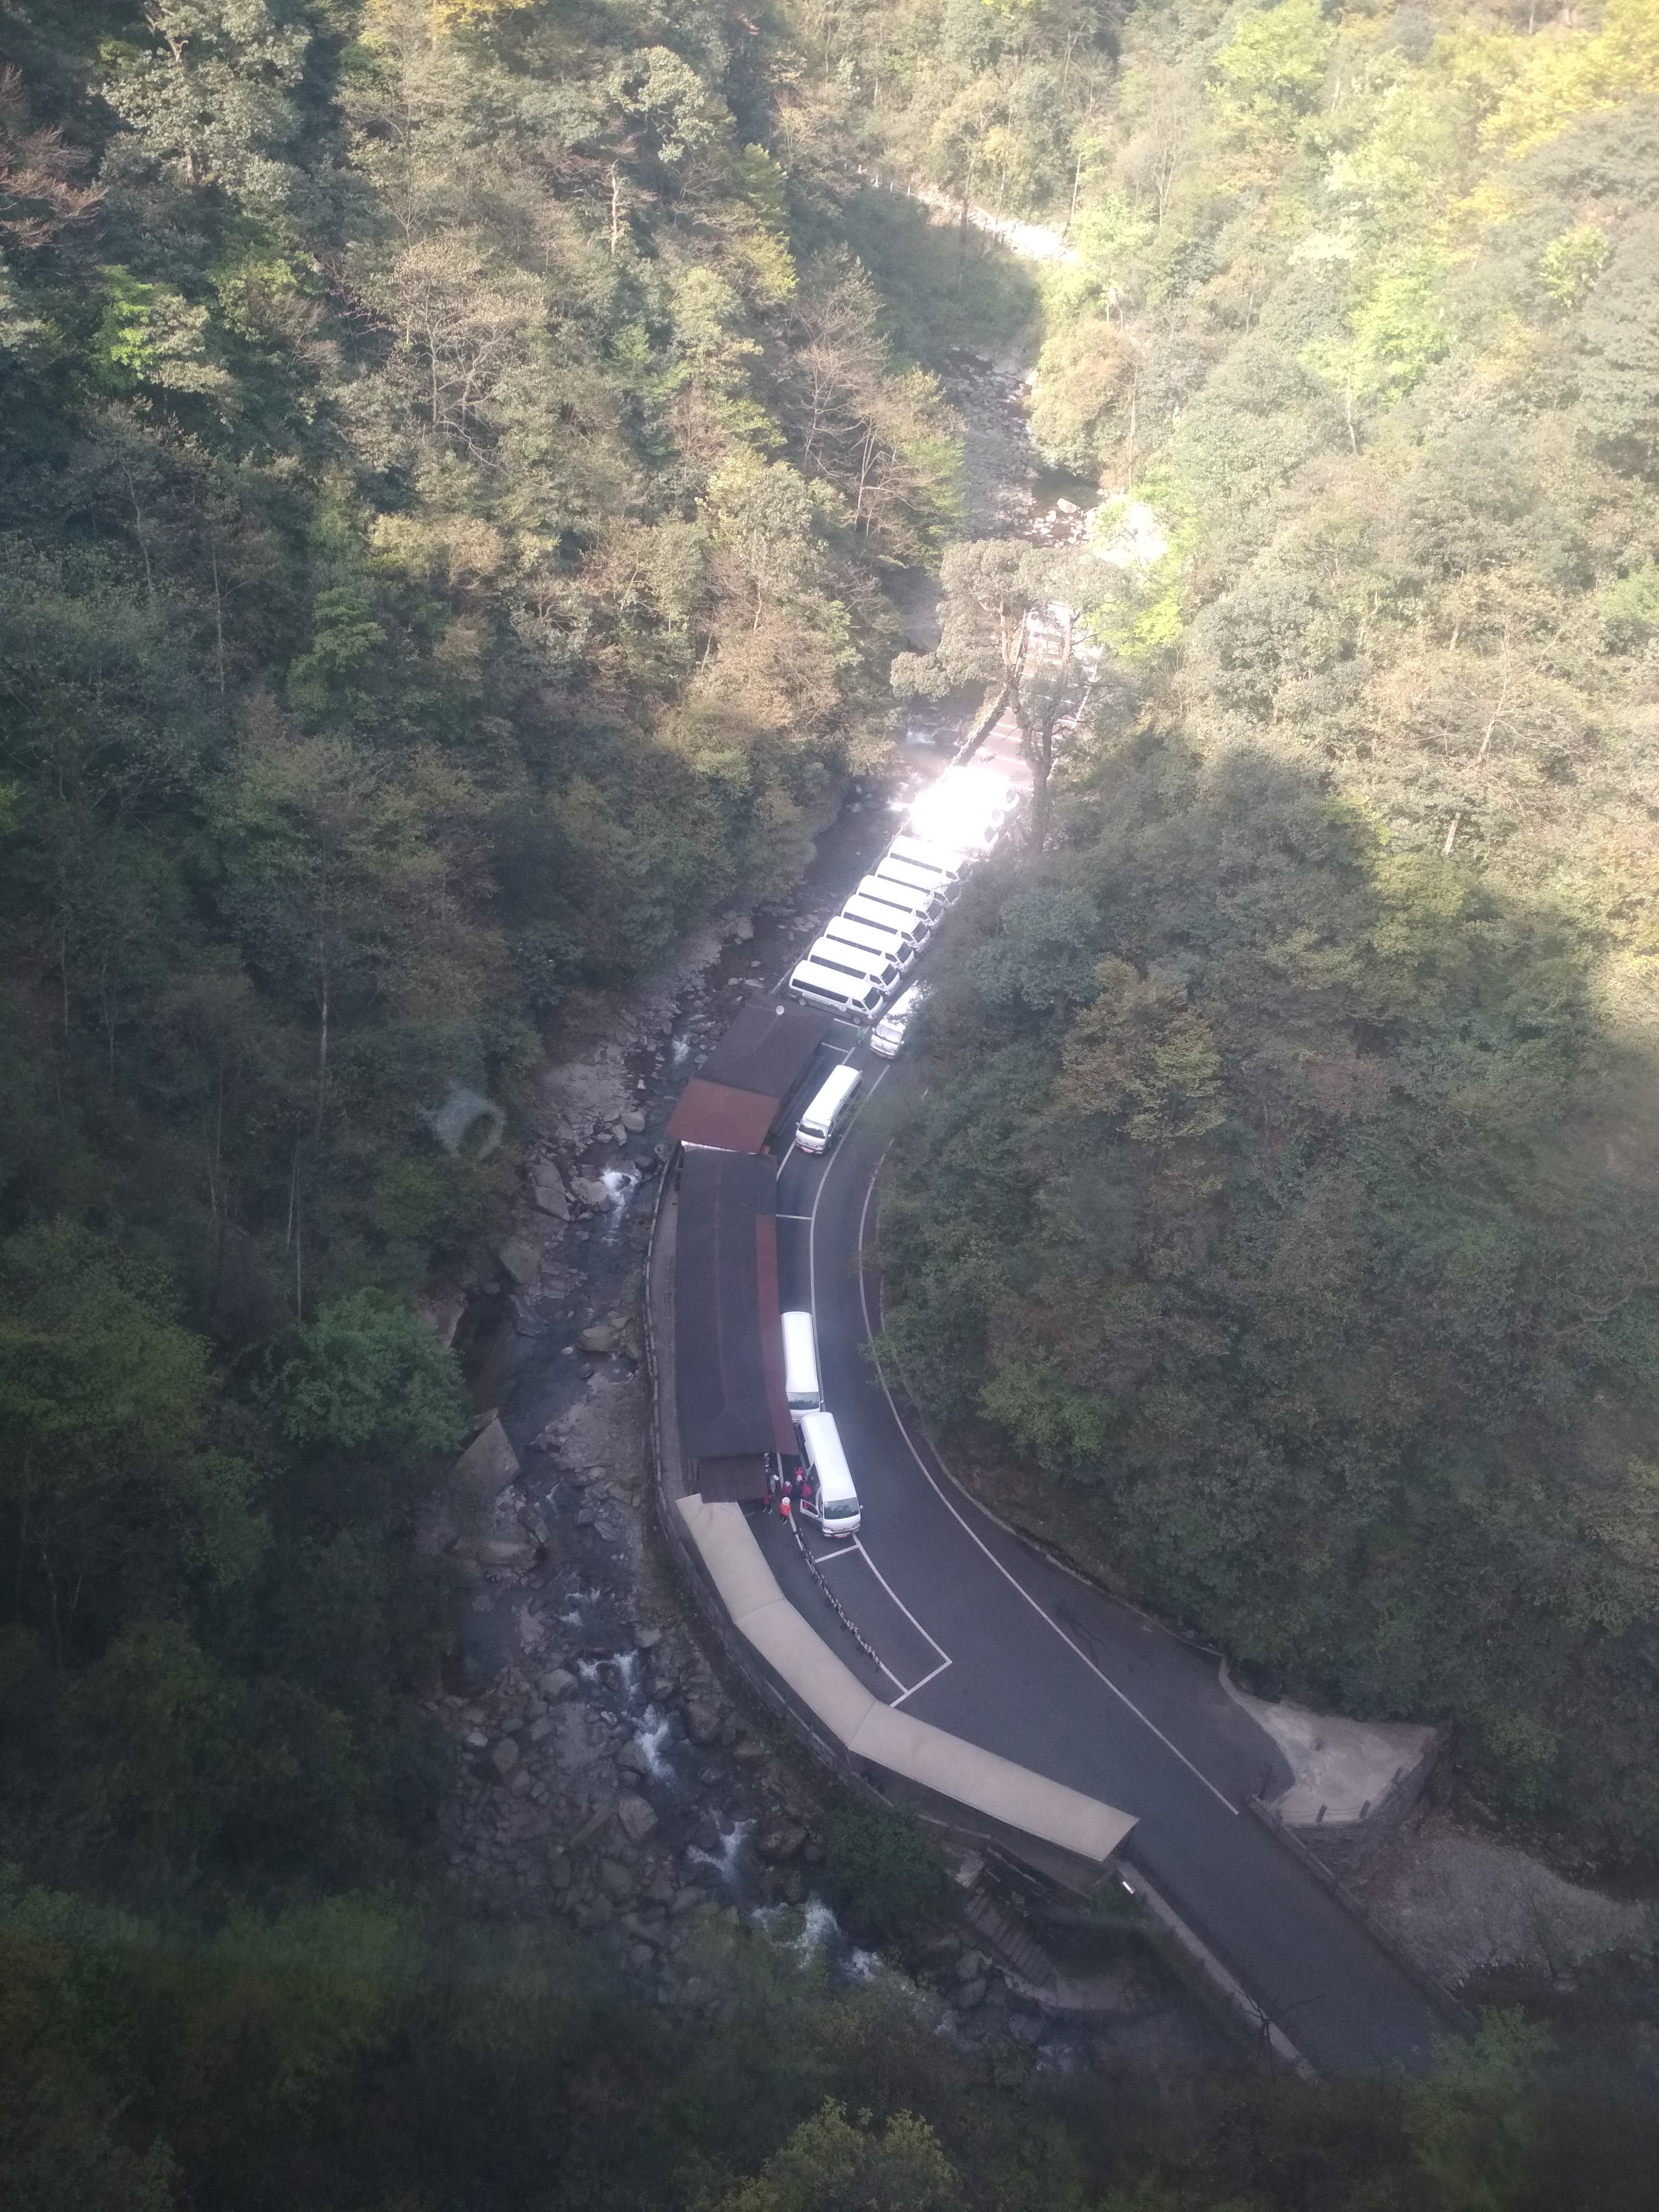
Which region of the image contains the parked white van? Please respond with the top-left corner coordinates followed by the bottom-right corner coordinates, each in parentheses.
top-left (875, 853), bottom-right (958, 908)
top-left (888, 833), bottom-right (967, 885)
top-left (842, 893), bottom-right (927, 953)
top-left (780, 1310), bottom-right (822, 1412)
top-left (871, 982), bottom-right (927, 1060)
top-left (806, 931), bottom-right (902, 996)
top-left (789, 958), bottom-right (885, 1019)
top-left (825, 911), bottom-right (916, 973)
top-left (794, 1062), bottom-right (862, 1153)
top-left (856, 873), bottom-right (944, 928)
top-left (795, 1409), bottom-right (860, 1537)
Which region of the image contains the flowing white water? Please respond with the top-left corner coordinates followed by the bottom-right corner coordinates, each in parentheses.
top-left (600, 1166), bottom-right (639, 1239)
top-left (686, 1817), bottom-right (751, 1887)
top-left (632, 1704), bottom-right (674, 1780)
top-left (791, 1897), bottom-right (842, 1962)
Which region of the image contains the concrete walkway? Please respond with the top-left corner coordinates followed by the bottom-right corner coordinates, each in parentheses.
top-left (677, 1494), bottom-right (1136, 1867)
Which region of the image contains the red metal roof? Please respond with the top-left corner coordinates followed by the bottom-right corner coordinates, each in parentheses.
top-left (665, 1079), bottom-right (780, 1154)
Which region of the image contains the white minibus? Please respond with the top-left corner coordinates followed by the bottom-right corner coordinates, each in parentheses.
top-left (842, 893), bottom-right (927, 953)
top-left (795, 1063), bottom-right (862, 1154)
top-left (789, 958), bottom-right (885, 1019)
top-left (806, 932), bottom-right (902, 996)
top-left (875, 853), bottom-right (958, 908)
top-left (856, 873), bottom-right (944, 928)
top-left (780, 1310), bottom-right (822, 1412)
top-left (795, 1409), bottom-right (861, 1537)
top-left (871, 982), bottom-right (927, 1060)
top-left (889, 833), bottom-right (967, 884)
top-left (825, 911), bottom-right (916, 974)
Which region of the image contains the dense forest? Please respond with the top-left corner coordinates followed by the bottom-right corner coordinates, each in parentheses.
top-left (0, 0), bottom-right (971, 1884)
top-left (877, 0), bottom-right (1659, 1868)
top-left (3, 0), bottom-right (1658, 2202)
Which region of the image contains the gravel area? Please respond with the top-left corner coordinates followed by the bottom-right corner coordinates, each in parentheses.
top-left (1360, 1811), bottom-right (1656, 1988)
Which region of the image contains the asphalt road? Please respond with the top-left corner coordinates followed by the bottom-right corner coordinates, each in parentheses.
top-left (748, 1018), bottom-right (1449, 2077)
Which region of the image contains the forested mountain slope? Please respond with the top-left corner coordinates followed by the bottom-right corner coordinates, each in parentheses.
top-left (0, 0), bottom-right (965, 1848)
top-left (0, 0), bottom-right (968, 2086)
top-left (3, 0), bottom-right (1659, 2202)
top-left (0, 0), bottom-right (961, 1318)
top-left (869, 0), bottom-right (1659, 1865)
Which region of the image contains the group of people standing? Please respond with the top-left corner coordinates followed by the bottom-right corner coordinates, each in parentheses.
top-left (765, 1453), bottom-right (807, 1522)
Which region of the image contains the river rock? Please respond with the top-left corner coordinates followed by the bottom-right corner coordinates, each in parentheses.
top-left (533, 1165), bottom-right (570, 1219)
top-left (953, 1978), bottom-right (986, 2011)
top-left (576, 1322), bottom-right (616, 1355)
top-left (476, 1537), bottom-right (533, 1568)
top-left (454, 1415), bottom-right (521, 1500)
top-left (682, 1695), bottom-right (722, 1746)
top-left (756, 1823), bottom-right (806, 1863)
top-left (616, 1794), bottom-right (658, 1844)
top-left (539, 1668), bottom-right (577, 1702)
top-left (572, 1176), bottom-right (611, 1210)
top-left (497, 1232), bottom-right (541, 1286)
top-left (616, 1739), bottom-right (654, 1779)
top-left (488, 1738), bottom-right (520, 1778)
top-left (622, 1109), bottom-right (647, 1133)
top-left (599, 1857), bottom-right (639, 1902)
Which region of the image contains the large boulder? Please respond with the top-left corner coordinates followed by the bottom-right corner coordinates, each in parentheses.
top-left (599, 1857), bottom-right (639, 1903)
top-left (756, 1823), bottom-right (806, 1864)
top-left (454, 1415), bottom-right (521, 1501)
top-left (532, 1164), bottom-right (571, 1219)
top-left (616, 1794), bottom-right (658, 1845)
top-left (497, 1233), bottom-right (542, 1286)
top-left (682, 1695), bottom-right (722, 1746)
top-left (576, 1322), bottom-right (616, 1355)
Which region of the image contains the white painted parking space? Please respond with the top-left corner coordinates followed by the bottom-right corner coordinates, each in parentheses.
top-left (800, 1534), bottom-right (953, 1705)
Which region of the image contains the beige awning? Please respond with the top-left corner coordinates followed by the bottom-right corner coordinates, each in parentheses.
top-left (677, 1496), bottom-right (1136, 1866)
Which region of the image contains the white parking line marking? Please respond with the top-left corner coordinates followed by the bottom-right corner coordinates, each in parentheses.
top-left (776, 1213), bottom-right (813, 1222)
top-left (849, 1149), bottom-right (1239, 1817)
top-left (849, 1537), bottom-right (950, 1666)
top-left (890, 1658), bottom-right (952, 1708)
top-left (806, 1536), bottom-right (954, 1705)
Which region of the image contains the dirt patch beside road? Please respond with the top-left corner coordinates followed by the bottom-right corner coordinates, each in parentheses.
top-left (1359, 1809), bottom-right (1655, 1989)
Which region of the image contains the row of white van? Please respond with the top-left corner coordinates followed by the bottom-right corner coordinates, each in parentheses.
top-left (780, 1310), bottom-right (861, 1537)
top-left (786, 769), bottom-right (1023, 1025)
top-left (776, 770), bottom-right (1025, 1541)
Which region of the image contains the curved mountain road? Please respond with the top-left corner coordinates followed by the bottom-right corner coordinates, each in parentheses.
top-left (746, 1027), bottom-right (1450, 2076)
